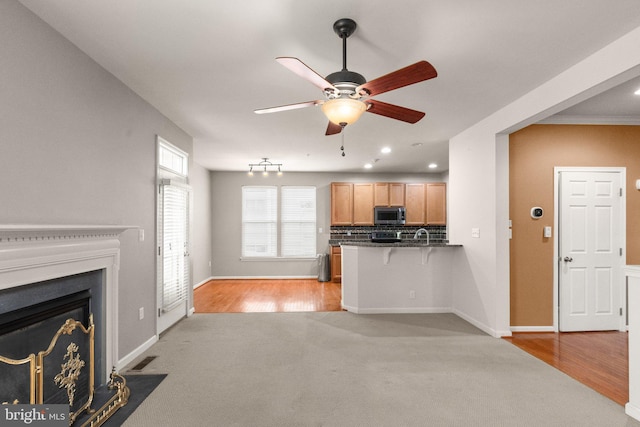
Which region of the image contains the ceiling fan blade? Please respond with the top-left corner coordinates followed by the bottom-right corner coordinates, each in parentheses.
top-left (356, 61), bottom-right (437, 97)
top-left (365, 99), bottom-right (425, 124)
top-left (276, 57), bottom-right (338, 94)
top-left (254, 100), bottom-right (323, 115)
top-left (325, 121), bottom-right (343, 136)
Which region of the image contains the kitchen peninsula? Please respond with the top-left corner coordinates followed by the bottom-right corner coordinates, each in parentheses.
top-left (340, 241), bottom-right (462, 314)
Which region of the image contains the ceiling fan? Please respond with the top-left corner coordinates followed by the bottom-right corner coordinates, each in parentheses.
top-left (254, 18), bottom-right (438, 136)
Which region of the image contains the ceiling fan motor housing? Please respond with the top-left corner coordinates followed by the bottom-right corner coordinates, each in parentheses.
top-left (325, 70), bottom-right (367, 98)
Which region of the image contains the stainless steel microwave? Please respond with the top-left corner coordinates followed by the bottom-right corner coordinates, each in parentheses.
top-left (374, 206), bottom-right (406, 225)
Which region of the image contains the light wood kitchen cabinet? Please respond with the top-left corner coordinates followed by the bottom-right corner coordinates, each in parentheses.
top-left (426, 183), bottom-right (447, 225)
top-left (405, 183), bottom-right (427, 225)
top-left (331, 246), bottom-right (342, 282)
top-left (331, 181), bottom-right (446, 226)
top-left (374, 182), bottom-right (405, 206)
top-left (353, 183), bottom-right (374, 225)
top-left (330, 182), bottom-right (353, 225)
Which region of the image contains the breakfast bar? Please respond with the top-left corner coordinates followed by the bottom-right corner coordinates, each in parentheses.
top-left (340, 241), bottom-right (462, 313)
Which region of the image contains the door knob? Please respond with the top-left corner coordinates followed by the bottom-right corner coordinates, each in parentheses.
top-left (563, 256), bottom-right (573, 262)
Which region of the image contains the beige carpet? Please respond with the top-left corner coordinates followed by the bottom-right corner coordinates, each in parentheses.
top-left (122, 312), bottom-right (640, 426)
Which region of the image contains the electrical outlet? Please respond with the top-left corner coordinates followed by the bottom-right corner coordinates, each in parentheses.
top-left (471, 228), bottom-right (480, 238)
top-left (139, 307), bottom-right (144, 320)
top-left (409, 290), bottom-right (416, 299)
top-left (138, 228), bottom-right (145, 242)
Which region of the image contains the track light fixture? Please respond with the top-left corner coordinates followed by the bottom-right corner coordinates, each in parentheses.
top-left (248, 158), bottom-right (283, 177)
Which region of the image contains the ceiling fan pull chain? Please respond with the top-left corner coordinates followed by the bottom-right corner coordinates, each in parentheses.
top-left (340, 129), bottom-right (346, 156)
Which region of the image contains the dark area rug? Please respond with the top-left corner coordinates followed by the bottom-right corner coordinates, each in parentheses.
top-left (74, 374), bottom-right (166, 426)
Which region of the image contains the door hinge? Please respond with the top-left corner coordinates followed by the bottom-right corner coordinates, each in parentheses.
top-left (620, 248), bottom-right (623, 256)
top-left (620, 188), bottom-right (623, 197)
top-left (158, 308), bottom-right (161, 317)
top-left (158, 246), bottom-right (161, 256)
top-left (620, 307), bottom-right (623, 316)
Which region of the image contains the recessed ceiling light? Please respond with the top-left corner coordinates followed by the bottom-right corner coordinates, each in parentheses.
top-left (381, 147), bottom-right (391, 154)
top-left (364, 163), bottom-right (373, 169)
top-left (635, 88), bottom-right (640, 95)
top-left (428, 163), bottom-right (438, 169)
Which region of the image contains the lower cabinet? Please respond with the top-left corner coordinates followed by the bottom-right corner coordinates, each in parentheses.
top-left (331, 246), bottom-right (342, 283)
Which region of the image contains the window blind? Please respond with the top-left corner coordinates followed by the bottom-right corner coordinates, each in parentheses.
top-left (161, 183), bottom-right (189, 311)
top-left (281, 186), bottom-right (316, 257)
top-left (242, 186), bottom-right (277, 257)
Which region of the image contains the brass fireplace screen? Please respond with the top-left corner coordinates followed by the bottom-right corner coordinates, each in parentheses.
top-left (0, 315), bottom-right (129, 426)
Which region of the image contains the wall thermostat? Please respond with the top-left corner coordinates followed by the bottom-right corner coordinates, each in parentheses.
top-left (531, 207), bottom-right (544, 219)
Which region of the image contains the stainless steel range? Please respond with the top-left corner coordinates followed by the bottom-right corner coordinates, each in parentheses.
top-left (370, 231), bottom-right (402, 243)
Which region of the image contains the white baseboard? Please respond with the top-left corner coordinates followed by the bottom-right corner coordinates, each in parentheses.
top-left (208, 275), bottom-right (317, 280)
top-left (451, 308), bottom-right (507, 338)
top-left (193, 277), bottom-right (213, 289)
top-left (510, 325), bottom-right (555, 332)
top-left (116, 334), bottom-right (158, 372)
top-left (343, 307), bottom-right (452, 314)
top-left (626, 402), bottom-right (640, 422)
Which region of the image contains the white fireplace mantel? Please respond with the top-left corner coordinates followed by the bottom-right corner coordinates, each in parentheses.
top-left (0, 224), bottom-right (134, 243)
top-left (0, 224), bottom-right (137, 380)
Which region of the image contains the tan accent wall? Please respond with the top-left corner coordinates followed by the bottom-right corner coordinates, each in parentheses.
top-left (509, 124), bottom-right (640, 327)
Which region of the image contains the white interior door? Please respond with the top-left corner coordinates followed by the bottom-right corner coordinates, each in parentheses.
top-left (559, 170), bottom-right (624, 332)
top-left (158, 181), bottom-right (190, 333)
top-left (156, 137), bottom-right (191, 335)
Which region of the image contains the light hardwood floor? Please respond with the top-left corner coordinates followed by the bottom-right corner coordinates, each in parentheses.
top-left (194, 279), bottom-right (627, 406)
top-left (504, 331), bottom-right (628, 406)
top-left (194, 278), bottom-right (342, 313)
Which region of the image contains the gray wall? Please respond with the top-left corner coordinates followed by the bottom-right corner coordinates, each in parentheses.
top-left (0, 2), bottom-right (194, 360)
top-left (210, 171), bottom-right (447, 278)
top-left (191, 162), bottom-right (213, 286)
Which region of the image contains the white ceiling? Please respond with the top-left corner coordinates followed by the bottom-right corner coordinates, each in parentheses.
top-left (18, 0), bottom-right (640, 173)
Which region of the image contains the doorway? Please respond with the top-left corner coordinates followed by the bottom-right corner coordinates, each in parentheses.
top-left (156, 137), bottom-right (192, 334)
top-left (555, 167), bottom-right (626, 332)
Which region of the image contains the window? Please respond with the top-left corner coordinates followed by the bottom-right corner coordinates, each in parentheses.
top-left (158, 139), bottom-right (188, 177)
top-left (242, 186), bottom-right (277, 257)
top-left (242, 186), bottom-right (316, 258)
top-left (281, 186), bottom-right (316, 257)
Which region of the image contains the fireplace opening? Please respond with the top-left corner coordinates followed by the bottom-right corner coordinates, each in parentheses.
top-left (0, 289), bottom-right (91, 348)
top-left (0, 291), bottom-right (92, 407)
top-left (0, 270), bottom-right (104, 408)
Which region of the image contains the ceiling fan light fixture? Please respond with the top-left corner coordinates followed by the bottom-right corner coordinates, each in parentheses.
top-left (321, 98), bottom-right (367, 126)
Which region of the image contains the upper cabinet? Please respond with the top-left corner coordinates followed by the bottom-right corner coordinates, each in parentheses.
top-left (330, 182), bottom-right (353, 225)
top-left (331, 181), bottom-right (446, 226)
top-left (374, 183), bottom-right (405, 207)
top-left (426, 183), bottom-right (447, 225)
top-left (404, 183), bottom-right (427, 225)
top-left (353, 183), bottom-right (374, 225)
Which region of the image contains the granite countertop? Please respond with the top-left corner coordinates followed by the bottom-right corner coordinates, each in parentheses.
top-left (330, 239), bottom-right (461, 248)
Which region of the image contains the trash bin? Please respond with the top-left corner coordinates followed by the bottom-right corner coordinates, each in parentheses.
top-left (317, 253), bottom-right (330, 282)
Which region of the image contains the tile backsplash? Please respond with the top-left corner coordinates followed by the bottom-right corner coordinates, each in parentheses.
top-left (330, 225), bottom-right (447, 244)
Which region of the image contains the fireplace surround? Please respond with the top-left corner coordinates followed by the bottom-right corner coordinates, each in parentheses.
top-left (0, 225), bottom-right (134, 384)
